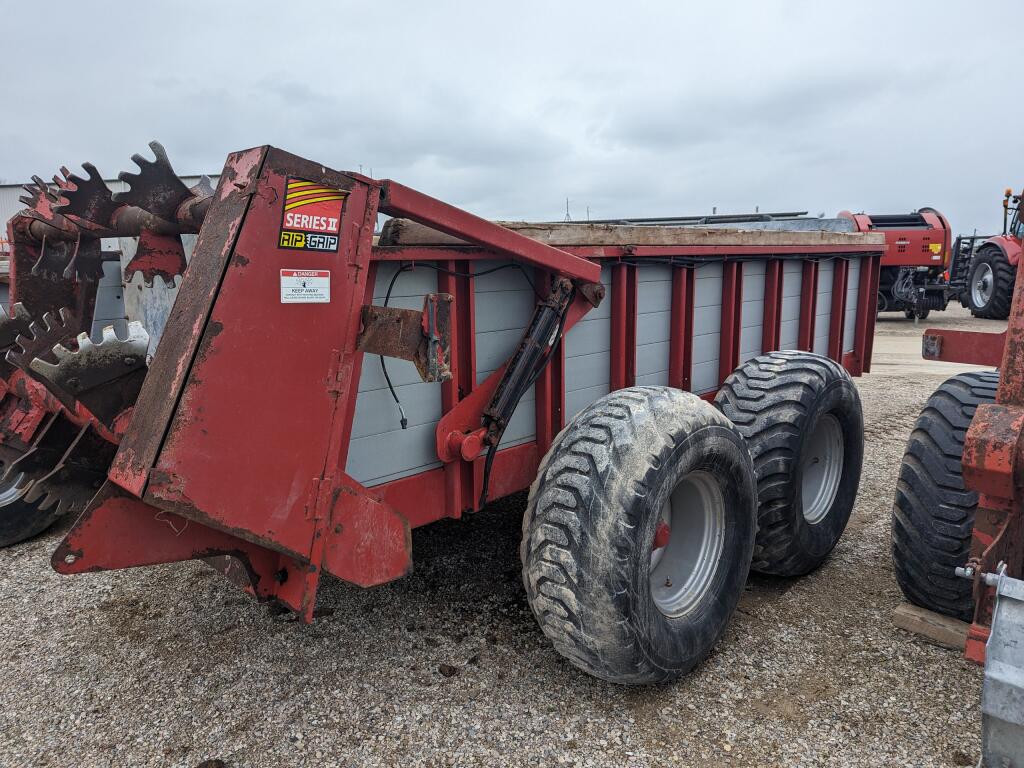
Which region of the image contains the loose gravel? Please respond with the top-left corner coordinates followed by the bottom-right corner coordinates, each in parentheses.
top-left (0, 307), bottom-right (1003, 767)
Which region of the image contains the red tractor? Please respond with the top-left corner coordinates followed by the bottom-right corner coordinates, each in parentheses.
top-left (949, 188), bottom-right (1024, 319)
top-left (840, 208), bottom-right (953, 320)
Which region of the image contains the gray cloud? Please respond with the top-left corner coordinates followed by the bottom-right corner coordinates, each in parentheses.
top-left (1, 0), bottom-right (1022, 232)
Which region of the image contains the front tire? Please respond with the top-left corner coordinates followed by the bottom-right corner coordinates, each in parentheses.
top-left (892, 371), bottom-right (998, 620)
top-left (715, 351), bottom-right (864, 576)
top-left (966, 248), bottom-right (1015, 319)
top-left (521, 387), bottom-right (757, 684)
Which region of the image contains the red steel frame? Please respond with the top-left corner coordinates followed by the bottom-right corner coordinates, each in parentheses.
top-left (922, 276), bottom-right (1024, 663)
top-left (51, 146), bottom-right (884, 620)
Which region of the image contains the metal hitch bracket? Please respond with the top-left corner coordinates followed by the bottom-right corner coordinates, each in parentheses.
top-left (356, 293), bottom-right (453, 383)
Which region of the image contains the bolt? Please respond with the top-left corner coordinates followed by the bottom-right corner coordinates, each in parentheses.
top-left (63, 553), bottom-right (76, 565)
top-left (664, 578), bottom-right (672, 588)
top-left (123, 356), bottom-right (136, 366)
top-left (66, 377), bottom-right (79, 391)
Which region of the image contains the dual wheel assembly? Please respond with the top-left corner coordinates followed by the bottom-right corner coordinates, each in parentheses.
top-left (522, 351), bottom-right (865, 683)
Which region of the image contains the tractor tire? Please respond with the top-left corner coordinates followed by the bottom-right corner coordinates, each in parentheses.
top-left (715, 351), bottom-right (864, 576)
top-left (966, 247), bottom-right (1015, 319)
top-left (0, 477), bottom-right (60, 548)
top-left (892, 371), bottom-right (999, 621)
top-left (521, 386), bottom-right (757, 685)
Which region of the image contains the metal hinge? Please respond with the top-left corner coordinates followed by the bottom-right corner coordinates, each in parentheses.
top-left (326, 349), bottom-right (343, 394)
top-left (303, 477), bottom-right (321, 521)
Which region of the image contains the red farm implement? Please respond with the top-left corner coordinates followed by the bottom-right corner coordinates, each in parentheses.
top-left (8, 145), bottom-right (885, 683)
top-left (892, 237), bottom-right (1024, 763)
top-left (841, 209), bottom-right (953, 320)
top-left (0, 144), bottom-right (198, 547)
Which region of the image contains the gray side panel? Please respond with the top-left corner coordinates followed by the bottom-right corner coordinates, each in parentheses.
top-left (779, 261), bottom-right (802, 350)
top-left (739, 262), bottom-right (766, 363)
top-left (474, 261), bottom-right (536, 447)
top-left (692, 262), bottom-right (723, 393)
top-left (843, 258), bottom-right (861, 353)
top-left (635, 265), bottom-right (672, 386)
top-left (565, 265), bottom-right (612, 418)
top-left (346, 263), bottom-right (444, 486)
top-left (813, 261), bottom-right (834, 355)
top-left (91, 258), bottom-right (128, 340)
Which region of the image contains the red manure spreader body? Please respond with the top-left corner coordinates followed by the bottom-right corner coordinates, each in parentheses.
top-left (6, 145), bottom-right (885, 683)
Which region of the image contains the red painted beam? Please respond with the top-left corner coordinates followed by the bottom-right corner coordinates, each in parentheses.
top-left (669, 266), bottom-right (695, 391)
top-left (922, 329), bottom-right (1005, 367)
top-left (535, 268), bottom-right (566, 456)
top-left (797, 261), bottom-right (819, 352)
top-left (861, 255), bottom-right (881, 373)
top-left (438, 260), bottom-right (476, 519)
top-left (761, 260), bottom-right (783, 354)
top-left (828, 259), bottom-right (849, 361)
top-left (611, 265), bottom-right (638, 390)
top-left (719, 262), bottom-right (744, 381)
top-left (379, 181), bottom-right (601, 283)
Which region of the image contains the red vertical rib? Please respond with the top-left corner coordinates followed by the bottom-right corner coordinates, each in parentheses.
top-left (669, 266), bottom-right (695, 391)
top-left (798, 261), bottom-right (819, 352)
top-left (626, 265), bottom-right (638, 387)
top-left (861, 254), bottom-right (881, 373)
top-left (761, 260), bottom-right (783, 354)
top-left (438, 260), bottom-right (475, 519)
top-left (828, 259), bottom-right (850, 362)
top-left (611, 264), bottom-right (637, 389)
top-left (534, 268), bottom-right (565, 455)
top-left (718, 262), bottom-right (744, 382)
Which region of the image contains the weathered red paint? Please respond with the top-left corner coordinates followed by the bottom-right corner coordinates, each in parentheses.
top-left (921, 329), bottom-right (1006, 367)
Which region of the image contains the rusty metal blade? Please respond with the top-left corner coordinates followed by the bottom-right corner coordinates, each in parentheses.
top-left (112, 140), bottom-right (192, 221)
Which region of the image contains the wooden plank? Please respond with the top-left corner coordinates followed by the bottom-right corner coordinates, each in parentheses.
top-left (893, 603), bottom-right (969, 650)
top-left (379, 218), bottom-right (888, 248)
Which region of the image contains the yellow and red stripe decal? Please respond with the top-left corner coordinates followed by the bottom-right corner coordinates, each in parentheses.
top-left (284, 179), bottom-right (346, 211)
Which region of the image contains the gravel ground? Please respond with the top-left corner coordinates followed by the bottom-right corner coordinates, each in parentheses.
top-left (0, 306), bottom-right (1007, 767)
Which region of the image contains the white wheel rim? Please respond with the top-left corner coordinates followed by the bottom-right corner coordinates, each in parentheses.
top-left (0, 472), bottom-right (29, 506)
top-left (973, 263), bottom-right (994, 307)
top-left (801, 414), bottom-right (844, 525)
top-left (649, 470), bottom-right (726, 617)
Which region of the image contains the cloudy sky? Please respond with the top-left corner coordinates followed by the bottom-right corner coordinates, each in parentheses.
top-left (2, 1), bottom-right (1022, 233)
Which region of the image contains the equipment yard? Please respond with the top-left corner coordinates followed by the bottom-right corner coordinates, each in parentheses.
top-left (0, 307), bottom-right (1004, 767)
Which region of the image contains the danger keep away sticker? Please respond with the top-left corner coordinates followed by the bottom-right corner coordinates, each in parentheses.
top-left (281, 269), bottom-right (330, 303)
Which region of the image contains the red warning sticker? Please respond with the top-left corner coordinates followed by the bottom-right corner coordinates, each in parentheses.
top-left (278, 178), bottom-right (347, 252)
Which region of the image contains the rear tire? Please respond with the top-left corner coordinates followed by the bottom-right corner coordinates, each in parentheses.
top-left (521, 387), bottom-right (757, 684)
top-left (892, 371), bottom-right (998, 621)
top-left (715, 351), bottom-right (864, 576)
top-left (967, 248), bottom-right (1015, 319)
